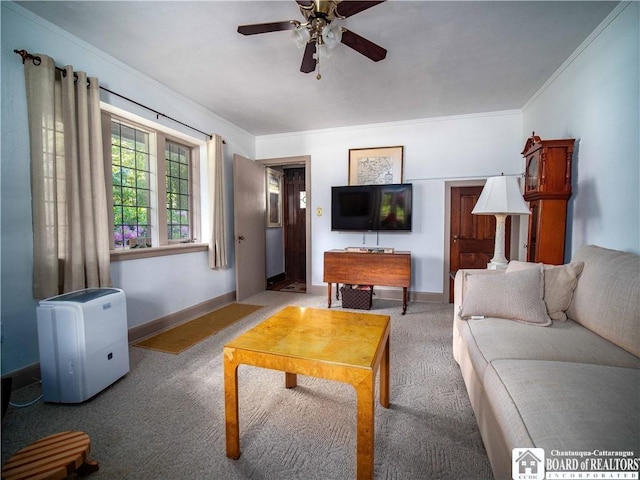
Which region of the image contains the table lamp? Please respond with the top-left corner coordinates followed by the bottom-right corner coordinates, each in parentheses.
top-left (472, 175), bottom-right (531, 269)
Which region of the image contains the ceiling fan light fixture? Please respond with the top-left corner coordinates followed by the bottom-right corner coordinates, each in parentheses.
top-left (321, 23), bottom-right (343, 49)
top-left (238, 0), bottom-right (387, 79)
top-left (292, 26), bottom-right (311, 49)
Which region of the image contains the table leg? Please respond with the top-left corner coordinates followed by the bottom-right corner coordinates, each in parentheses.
top-left (223, 349), bottom-right (240, 459)
top-left (402, 287), bottom-right (408, 315)
top-left (379, 335), bottom-right (390, 408)
top-left (327, 283), bottom-right (332, 308)
top-left (76, 459), bottom-right (100, 476)
top-left (285, 372), bottom-right (297, 388)
top-left (355, 373), bottom-right (375, 480)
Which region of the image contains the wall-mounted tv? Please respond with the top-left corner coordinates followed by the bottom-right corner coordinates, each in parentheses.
top-left (331, 184), bottom-right (413, 232)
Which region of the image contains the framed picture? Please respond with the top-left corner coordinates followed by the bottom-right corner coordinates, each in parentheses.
top-left (348, 146), bottom-right (404, 185)
top-left (266, 167), bottom-right (283, 227)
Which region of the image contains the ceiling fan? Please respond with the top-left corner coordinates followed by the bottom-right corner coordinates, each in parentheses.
top-left (237, 0), bottom-right (387, 79)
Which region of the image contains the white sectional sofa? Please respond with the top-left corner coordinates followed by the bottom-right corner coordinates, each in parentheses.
top-left (453, 244), bottom-right (640, 479)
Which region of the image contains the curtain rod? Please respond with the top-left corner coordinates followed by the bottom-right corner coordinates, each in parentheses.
top-left (14, 49), bottom-right (221, 142)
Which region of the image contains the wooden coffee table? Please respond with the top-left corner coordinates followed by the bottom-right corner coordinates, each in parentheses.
top-left (223, 306), bottom-right (390, 480)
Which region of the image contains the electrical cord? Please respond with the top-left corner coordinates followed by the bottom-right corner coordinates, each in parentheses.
top-left (9, 395), bottom-right (43, 408)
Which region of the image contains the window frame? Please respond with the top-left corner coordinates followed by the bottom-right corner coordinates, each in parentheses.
top-left (101, 108), bottom-right (204, 262)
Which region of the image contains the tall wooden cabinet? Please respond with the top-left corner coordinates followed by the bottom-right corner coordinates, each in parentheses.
top-left (521, 133), bottom-right (575, 265)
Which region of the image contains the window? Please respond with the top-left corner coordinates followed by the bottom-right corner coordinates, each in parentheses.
top-left (165, 142), bottom-right (191, 241)
top-left (111, 121), bottom-right (151, 248)
top-left (105, 113), bottom-right (201, 255)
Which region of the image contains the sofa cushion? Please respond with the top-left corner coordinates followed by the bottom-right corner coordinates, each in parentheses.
top-left (484, 359), bottom-right (640, 452)
top-left (460, 267), bottom-right (551, 326)
top-left (507, 260), bottom-right (584, 321)
top-left (567, 245), bottom-right (640, 357)
top-left (459, 316), bottom-right (640, 382)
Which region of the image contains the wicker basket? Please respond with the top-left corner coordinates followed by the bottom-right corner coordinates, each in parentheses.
top-left (340, 285), bottom-right (373, 310)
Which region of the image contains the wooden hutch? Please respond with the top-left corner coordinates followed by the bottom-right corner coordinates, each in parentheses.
top-left (521, 133), bottom-right (575, 265)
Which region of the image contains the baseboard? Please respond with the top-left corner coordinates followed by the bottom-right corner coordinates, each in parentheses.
top-left (1, 363), bottom-right (41, 390)
top-left (127, 291), bottom-right (237, 343)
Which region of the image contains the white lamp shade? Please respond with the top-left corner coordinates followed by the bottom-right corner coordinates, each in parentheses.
top-left (322, 23), bottom-right (343, 49)
top-left (472, 176), bottom-right (530, 215)
top-left (292, 27), bottom-right (311, 49)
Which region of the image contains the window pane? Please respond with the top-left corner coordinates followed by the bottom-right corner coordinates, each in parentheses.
top-left (136, 152), bottom-right (148, 170)
top-left (121, 149), bottom-right (135, 168)
top-left (122, 168), bottom-right (135, 187)
top-left (136, 189), bottom-right (149, 206)
top-left (120, 126), bottom-right (136, 150)
top-left (135, 129), bottom-right (148, 153)
top-left (112, 166), bottom-right (123, 187)
top-left (137, 171), bottom-right (149, 190)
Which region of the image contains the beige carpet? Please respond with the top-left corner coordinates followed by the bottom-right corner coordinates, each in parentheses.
top-left (133, 303), bottom-right (263, 354)
top-left (2, 292), bottom-right (493, 479)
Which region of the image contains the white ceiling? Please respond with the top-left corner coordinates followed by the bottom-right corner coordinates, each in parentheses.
top-left (18, 1), bottom-right (618, 136)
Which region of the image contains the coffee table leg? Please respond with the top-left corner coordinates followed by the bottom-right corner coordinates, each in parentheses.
top-left (285, 372), bottom-right (297, 388)
top-left (355, 374), bottom-right (375, 480)
top-left (223, 349), bottom-right (241, 459)
top-left (380, 335), bottom-right (390, 408)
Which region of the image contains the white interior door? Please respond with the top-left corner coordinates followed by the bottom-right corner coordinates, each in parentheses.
top-left (233, 154), bottom-right (266, 300)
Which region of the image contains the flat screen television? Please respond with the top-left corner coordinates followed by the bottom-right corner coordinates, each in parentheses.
top-left (331, 184), bottom-right (412, 232)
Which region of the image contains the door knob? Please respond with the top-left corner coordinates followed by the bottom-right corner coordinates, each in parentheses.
top-left (453, 234), bottom-right (459, 243)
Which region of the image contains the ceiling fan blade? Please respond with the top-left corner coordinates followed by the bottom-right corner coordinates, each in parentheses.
top-left (300, 42), bottom-right (317, 73)
top-left (341, 29), bottom-right (387, 62)
top-left (237, 21), bottom-right (296, 36)
top-left (295, 0), bottom-right (314, 7)
top-left (336, 1), bottom-right (386, 18)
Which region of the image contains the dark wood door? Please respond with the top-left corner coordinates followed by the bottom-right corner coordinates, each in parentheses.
top-left (284, 168), bottom-right (306, 282)
top-left (449, 186), bottom-right (510, 302)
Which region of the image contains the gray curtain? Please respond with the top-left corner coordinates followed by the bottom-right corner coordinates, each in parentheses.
top-left (207, 134), bottom-right (227, 268)
top-left (24, 54), bottom-right (111, 299)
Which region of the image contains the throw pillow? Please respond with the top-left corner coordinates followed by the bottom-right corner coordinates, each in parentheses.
top-left (507, 261), bottom-right (585, 321)
top-left (459, 266), bottom-right (552, 326)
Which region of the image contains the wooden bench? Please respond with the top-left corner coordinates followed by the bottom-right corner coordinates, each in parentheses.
top-left (2, 431), bottom-right (99, 480)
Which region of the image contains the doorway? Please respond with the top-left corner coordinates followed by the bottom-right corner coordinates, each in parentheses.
top-left (283, 167), bottom-right (306, 289)
top-left (260, 156), bottom-right (311, 293)
top-left (446, 184), bottom-right (511, 302)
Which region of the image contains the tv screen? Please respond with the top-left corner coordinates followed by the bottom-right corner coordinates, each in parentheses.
top-left (331, 184), bottom-right (412, 232)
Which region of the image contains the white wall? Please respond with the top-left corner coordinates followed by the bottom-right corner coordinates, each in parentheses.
top-left (522, 2), bottom-right (639, 256)
top-left (266, 227), bottom-right (285, 279)
top-left (0, 3), bottom-right (254, 375)
top-left (256, 111), bottom-right (523, 294)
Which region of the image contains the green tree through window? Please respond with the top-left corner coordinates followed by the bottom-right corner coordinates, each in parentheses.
top-left (111, 121), bottom-right (150, 248)
top-left (166, 142), bottom-right (190, 241)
